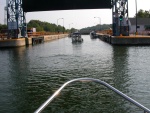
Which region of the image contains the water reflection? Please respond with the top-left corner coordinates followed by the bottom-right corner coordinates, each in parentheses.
top-left (0, 47), bottom-right (30, 113)
top-left (0, 36), bottom-right (150, 113)
top-left (111, 46), bottom-right (131, 112)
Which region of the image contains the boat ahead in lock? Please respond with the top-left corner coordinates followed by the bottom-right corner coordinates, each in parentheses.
top-left (72, 32), bottom-right (83, 43)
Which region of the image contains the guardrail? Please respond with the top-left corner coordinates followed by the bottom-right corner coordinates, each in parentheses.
top-left (34, 78), bottom-right (150, 113)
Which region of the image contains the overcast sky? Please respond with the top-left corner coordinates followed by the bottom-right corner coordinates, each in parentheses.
top-left (0, 0), bottom-right (150, 29)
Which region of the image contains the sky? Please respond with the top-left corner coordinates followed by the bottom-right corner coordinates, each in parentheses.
top-left (0, 0), bottom-right (150, 29)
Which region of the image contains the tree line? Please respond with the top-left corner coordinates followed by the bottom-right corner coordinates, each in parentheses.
top-left (135, 9), bottom-right (150, 18)
top-left (27, 20), bottom-right (66, 32)
top-left (80, 24), bottom-right (112, 34)
top-left (0, 20), bottom-right (69, 33)
top-left (0, 24), bottom-right (7, 32)
top-left (1, 9), bottom-right (150, 33)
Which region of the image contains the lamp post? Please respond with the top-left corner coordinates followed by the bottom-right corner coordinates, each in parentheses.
top-left (69, 23), bottom-right (73, 33)
top-left (62, 18), bottom-right (64, 34)
top-left (94, 17), bottom-right (101, 31)
top-left (135, 0), bottom-right (137, 35)
top-left (69, 23), bottom-right (73, 29)
top-left (57, 18), bottom-right (63, 33)
top-left (93, 23), bottom-right (97, 31)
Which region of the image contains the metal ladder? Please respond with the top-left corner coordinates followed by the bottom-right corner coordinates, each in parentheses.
top-left (34, 78), bottom-right (150, 113)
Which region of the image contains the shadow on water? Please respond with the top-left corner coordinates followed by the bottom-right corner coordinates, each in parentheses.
top-left (110, 46), bottom-right (131, 112)
top-left (0, 46), bottom-right (51, 113)
top-left (110, 45), bottom-right (148, 113)
top-left (0, 46), bottom-right (31, 113)
top-left (0, 37), bottom-right (149, 113)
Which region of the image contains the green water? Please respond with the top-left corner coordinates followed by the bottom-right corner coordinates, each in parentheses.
top-left (0, 35), bottom-right (150, 113)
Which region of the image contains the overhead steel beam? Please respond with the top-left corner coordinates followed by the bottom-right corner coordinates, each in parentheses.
top-left (22, 0), bottom-right (112, 12)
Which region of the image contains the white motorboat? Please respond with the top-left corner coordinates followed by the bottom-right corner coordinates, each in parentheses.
top-left (72, 32), bottom-right (83, 42)
top-left (90, 31), bottom-right (98, 39)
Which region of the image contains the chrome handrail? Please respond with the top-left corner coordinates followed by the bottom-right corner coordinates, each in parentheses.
top-left (34, 78), bottom-right (150, 113)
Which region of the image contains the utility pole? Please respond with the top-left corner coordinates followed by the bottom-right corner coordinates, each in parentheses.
top-left (94, 17), bottom-right (101, 31)
top-left (57, 18), bottom-right (63, 33)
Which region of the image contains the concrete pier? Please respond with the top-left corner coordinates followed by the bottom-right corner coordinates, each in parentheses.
top-left (98, 34), bottom-right (150, 45)
top-left (0, 38), bottom-right (26, 47)
top-left (0, 34), bottom-right (68, 48)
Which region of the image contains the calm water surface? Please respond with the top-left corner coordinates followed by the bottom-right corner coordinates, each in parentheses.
top-left (0, 35), bottom-right (150, 113)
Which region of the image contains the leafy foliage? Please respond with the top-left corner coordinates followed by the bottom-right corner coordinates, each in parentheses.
top-left (0, 24), bottom-right (7, 32)
top-left (135, 9), bottom-right (150, 18)
top-left (134, 9), bottom-right (150, 30)
top-left (1, 20), bottom-right (112, 34)
top-left (80, 24), bottom-right (112, 34)
top-left (27, 20), bottom-right (65, 32)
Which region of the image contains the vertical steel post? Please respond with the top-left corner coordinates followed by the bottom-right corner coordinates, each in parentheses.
top-left (61, 18), bottom-right (64, 33)
top-left (15, 0), bottom-right (18, 38)
top-left (120, 20), bottom-right (121, 35)
top-left (135, 0), bottom-right (137, 34)
top-left (7, 0), bottom-right (26, 38)
top-left (112, 0), bottom-right (129, 36)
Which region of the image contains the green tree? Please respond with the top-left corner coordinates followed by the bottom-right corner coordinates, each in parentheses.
top-left (0, 24), bottom-right (7, 32)
top-left (135, 9), bottom-right (150, 18)
top-left (27, 20), bottom-right (65, 32)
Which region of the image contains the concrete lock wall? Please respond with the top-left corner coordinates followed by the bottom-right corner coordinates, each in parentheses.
top-left (25, 37), bottom-right (32, 45)
top-left (111, 37), bottom-right (150, 45)
top-left (98, 33), bottom-right (150, 45)
top-left (0, 34), bottom-right (68, 48)
top-left (44, 34), bottom-right (68, 42)
top-left (0, 38), bottom-right (26, 47)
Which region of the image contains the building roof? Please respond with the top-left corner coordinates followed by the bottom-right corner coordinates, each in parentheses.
top-left (129, 18), bottom-right (150, 25)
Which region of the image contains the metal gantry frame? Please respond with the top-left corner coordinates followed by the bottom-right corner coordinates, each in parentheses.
top-left (112, 0), bottom-right (129, 36)
top-left (6, 0), bottom-right (128, 38)
top-left (7, 0), bottom-right (26, 38)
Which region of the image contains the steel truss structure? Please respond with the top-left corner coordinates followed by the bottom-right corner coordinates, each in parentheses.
top-left (112, 0), bottom-right (129, 36)
top-left (7, 0), bottom-right (128, 37)
top-left (7, 0), bottom-right (26, 38)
